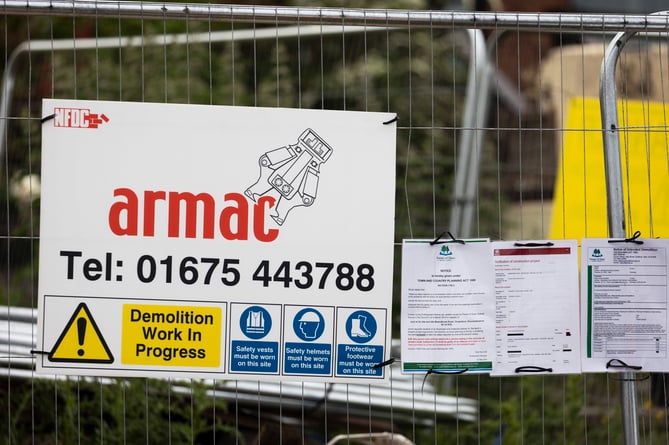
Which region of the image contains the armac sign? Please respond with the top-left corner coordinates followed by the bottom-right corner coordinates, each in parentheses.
top-left (36, 99), bottom-right (396, 384)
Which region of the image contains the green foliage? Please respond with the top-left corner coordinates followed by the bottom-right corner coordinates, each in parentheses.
top-left (0, 377), bottom-right (237, 444)
top-left (425, 373), bottom-right (669, 445)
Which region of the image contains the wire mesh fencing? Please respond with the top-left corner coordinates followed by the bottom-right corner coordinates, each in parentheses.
top-left (0, 2), bottom-right (669, 444)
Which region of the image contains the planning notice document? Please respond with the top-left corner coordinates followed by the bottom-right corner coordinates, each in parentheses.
top-left (491, 240), bottom-right (581, 376)
top-left (401, 239), bottom-right (494, 374)
top-left (582, 237), bottom-right (669, 372)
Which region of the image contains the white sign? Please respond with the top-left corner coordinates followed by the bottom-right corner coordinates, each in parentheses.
top-left (36, 99), bottom-right (396, 383)
top-left (401, 239), bottom-right (494, 374)
top-left (491, 240), bottom-right (581, 376)
top-left (581, 238), bottom-right (669, 373)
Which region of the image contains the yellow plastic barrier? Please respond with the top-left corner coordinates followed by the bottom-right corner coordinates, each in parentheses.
top-left (550, 97), bottom-right (669, 240)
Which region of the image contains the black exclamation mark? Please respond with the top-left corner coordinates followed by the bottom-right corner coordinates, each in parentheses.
top-left (77, 317), bottom-right (87, 357)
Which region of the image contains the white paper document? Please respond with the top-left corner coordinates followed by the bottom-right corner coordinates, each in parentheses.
top-left (491, 240), bottom-right (581, 376)
top-left (401, 239), bottom-right (494, 374)
top-left (582, 238), bottom-right (669, 373)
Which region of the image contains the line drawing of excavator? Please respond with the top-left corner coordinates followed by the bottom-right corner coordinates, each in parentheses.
top-left (245, 128), bottom-right (334, 226)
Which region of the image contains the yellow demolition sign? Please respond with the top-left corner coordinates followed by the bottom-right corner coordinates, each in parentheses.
top-left (550, 97), bottom-right (669, 240)
top-left (121, 304), bottom-right (222, 367)
top-left (49, 303), bottom-right (114, 363)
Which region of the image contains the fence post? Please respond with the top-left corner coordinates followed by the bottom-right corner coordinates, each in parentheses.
top-left (599, 29), bottom-right (639, 445)
top-left (449, 29), bottom-right (491, 238)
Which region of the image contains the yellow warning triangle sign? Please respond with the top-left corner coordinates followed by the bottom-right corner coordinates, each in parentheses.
top-left (49, 303), bottom-right (114, 364)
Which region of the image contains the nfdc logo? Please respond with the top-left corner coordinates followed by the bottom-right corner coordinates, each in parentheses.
top-left (53, 108), bottom-right (109, 128)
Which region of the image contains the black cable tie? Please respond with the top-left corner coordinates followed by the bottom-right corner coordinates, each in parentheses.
top-left (430, 231), bottom-right (447, 245)
top-left (606, 358), bottom-right (642, 371)
top-left (383, 115), bottom-right (398, 125)
top-left (514, 365), bottom-right (553, 373)
top-left (372, 357), bottom-right (395, 369)
top-left (608, 230), bottom-right (643, 245)
top-left (30, 349), bottom-right (50, 355)
top-left (430, 231), bottom-right (466, 245)
top-left (421, 367), bottom-right (469, 392)
top-left (41, 114), bottom-right (56, 124)
top-left (513, 242), bottom-right (554, 247)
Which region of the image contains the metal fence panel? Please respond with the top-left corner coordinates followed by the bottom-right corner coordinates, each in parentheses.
top-left (1, 2), bottom-right (669, 444)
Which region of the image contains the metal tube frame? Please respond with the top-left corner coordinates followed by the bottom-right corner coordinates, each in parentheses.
top-left (599, 11), bottom-right (669, 445)
top-left (599, 30), bottom-right (638, 445)
top-left (448, 29), bottom-right (490, 238)
top-left (1, 1), bottom-right (669, 33)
